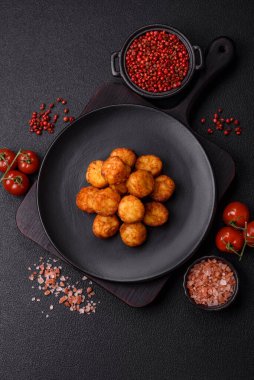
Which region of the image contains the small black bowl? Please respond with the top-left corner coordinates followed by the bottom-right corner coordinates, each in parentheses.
top-left (183, 255), bottom-right (239, 311)
top-left (111, 24), bottom-right (203, 99)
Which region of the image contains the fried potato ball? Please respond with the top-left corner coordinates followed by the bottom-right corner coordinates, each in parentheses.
top-left (86, 160), bottom-right (108, 188)
top-left (135, 155), bottom-right (163, 177)
top-left (151, 175), bottom-right (176, 202)
top-left (101, 156), bottom-right (131, 185)
top-left (92, 214), bottom-right (120, 239)
top-left (118, 195), bottom-right (145, 223)
top-left (126, 170), bottom-right (154, 198)
top-left (76, 186), bottom-right (99, 213)
top-left (120, 222), bottom-right (147, 247)
top-left (110, 147), bottom-right (137, 168)
top-left (143, 202), bottom-right (169, 226)
top-left (93, 187), bottom-right (121, 216)
top-left (110, 182), bottom-right (128, 195)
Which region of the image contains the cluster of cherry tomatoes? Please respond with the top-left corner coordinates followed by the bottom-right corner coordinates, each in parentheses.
top-left (0, 148), bottom-right (40, 196)
top-left (216, 201), bottom-right (254, 260)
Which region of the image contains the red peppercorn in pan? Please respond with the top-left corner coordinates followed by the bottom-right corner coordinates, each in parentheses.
top-left (125, 30), bottom-right (189, 93)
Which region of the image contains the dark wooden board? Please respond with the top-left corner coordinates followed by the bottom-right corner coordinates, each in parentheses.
top-left (16, 182), bottom-right (167, 307)
top-left (16, 81), bottom-right (234, 307)
top-left (16, 37), bottom-right (235, 306)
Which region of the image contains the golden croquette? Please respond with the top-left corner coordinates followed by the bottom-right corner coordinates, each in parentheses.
top-left (126, 170), bottom-right (154, 198)
top-left (76, 186), bottom-right (99, 213)
top-left (151, 175), bottom-right (175, 202)
top-left (101, 156), bottom-right (131, 185)
top-left (110, 147), bottom-right (137, 168)
top-left (86, 160), bottom-right (108, 188)
top-left (92, 214), bottom-right (120, 239)
top-left (143, 202), bottom-right (169, 226)
top-left (118, 195), bottom-right (145, 223)
top-left (120, 222), bottom-right (147, 247)
top-left (93, 187), bottom-right (121, 216)
top-left (135, 155), bottom-right (163, 177)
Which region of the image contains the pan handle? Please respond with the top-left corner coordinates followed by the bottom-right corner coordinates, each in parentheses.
top-left (193, 45), bottom-right (204, 70)
top-left (111, 52), bottom-right (121, 77)
top-left (166, 37), bottom-right (235, 126)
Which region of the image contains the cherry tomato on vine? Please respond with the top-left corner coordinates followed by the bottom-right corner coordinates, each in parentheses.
top-left (215, 226), bottom-right (244, 253)
top-left (2, 170), bottom-right (30, 196)
top-left (0, 148), bottom-right (17, 172)
top-left (17, 150), bottom-right (40, 175)
top-left (223, 201), bottom-right (250, 228)
top-left (246, 221), bottom-right (254, 247)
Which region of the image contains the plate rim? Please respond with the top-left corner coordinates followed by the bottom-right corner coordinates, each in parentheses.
top-left (37, 103), bottom-right (217, 283)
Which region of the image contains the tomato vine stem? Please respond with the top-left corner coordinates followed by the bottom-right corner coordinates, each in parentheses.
top-left (0, 149), bottom-right (21, 182)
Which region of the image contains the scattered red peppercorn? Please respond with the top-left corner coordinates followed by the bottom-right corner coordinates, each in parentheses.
top-left (200, 108), bottom-right (242, 137)
top-left (125, 30), bottom-right (189, 93)
top-left (235, 127), bottom-right (242, 135)
top-left (28, 99), bottom-right (75, 136)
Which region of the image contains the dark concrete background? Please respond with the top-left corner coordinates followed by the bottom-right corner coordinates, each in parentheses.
top-left (1, 1), bottom-right (254, 379)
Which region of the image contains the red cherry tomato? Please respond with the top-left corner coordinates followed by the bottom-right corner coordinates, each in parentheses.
top-left (0, 148), bottom-right (17, 172)
top-left (17, 150), bottom-right (40, 175)
top-left (223, 201), bottom-right (250, 228)
top-left (215, 226), bottom-right (244, 253)
top-left (2, 170), bottom-right (30, 196)
top-left (246, 221), bottom-right (254, 247)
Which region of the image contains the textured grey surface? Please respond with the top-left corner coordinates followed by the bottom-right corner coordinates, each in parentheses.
top-left (1, 0), bottom-right (254, 379)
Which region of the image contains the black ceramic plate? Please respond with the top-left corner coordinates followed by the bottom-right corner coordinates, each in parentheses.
top-left (37, 105), bottom-right (216, 282)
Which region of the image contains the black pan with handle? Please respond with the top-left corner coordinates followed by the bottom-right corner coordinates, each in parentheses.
top-left (37, 37), bottom-right (235, 283)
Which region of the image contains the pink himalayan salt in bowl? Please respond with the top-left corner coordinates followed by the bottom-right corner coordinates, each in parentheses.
top-left (183, 256), bottom-right (239, 311)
